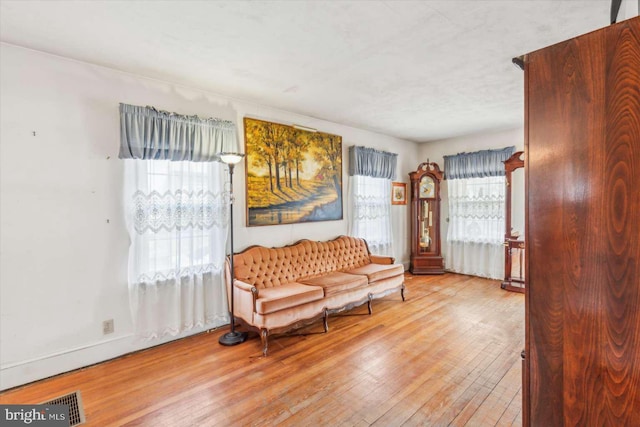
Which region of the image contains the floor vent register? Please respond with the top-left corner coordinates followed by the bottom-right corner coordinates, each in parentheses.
top-left (40, 390), bottom-right (86, 426)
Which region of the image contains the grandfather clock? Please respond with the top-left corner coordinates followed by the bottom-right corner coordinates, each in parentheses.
top-left (409, 162), bottom-right (444, 274)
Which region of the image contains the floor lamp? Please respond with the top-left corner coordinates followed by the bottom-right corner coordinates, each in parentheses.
top-left (218, 152), bottom-right (248, 346)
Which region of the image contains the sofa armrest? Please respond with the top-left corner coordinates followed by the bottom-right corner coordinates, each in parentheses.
top-left (233, 279), bottom-right (259, 316)
top-left (234, 280), bottom-right (257, 294)
top-left (370, 255), bottom-right (395, 265)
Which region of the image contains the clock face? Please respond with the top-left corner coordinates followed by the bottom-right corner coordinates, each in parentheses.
top-left (419, 176), bottom-right (435, 198)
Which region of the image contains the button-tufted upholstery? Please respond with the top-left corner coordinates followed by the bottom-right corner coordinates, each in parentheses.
top-left (233, 235), bottom-right (372, 289)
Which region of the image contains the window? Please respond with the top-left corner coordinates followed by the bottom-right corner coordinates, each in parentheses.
top-left (124, 159), bottom-right (229, 339)
top-left (350, 175), bottom-right (393, 256)
top-left (446, 176), bottom-right (505, 244)
top-left (446, 175), bottom-right (506, 279)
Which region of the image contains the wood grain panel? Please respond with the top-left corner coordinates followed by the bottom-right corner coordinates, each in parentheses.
top-left (559, 34), bottom-right (607, 427)
top-left (526, 17), bottom-right (640, 426)
top-left (602, 19), bottom-right (640, 426)
top-left (527, 38), bottom-right (577, 427)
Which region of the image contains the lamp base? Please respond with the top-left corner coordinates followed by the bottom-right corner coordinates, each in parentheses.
top-left (218, 330), bottom-right (248, 346)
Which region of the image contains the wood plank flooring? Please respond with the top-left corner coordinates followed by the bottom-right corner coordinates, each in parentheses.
top-left (0, 273), bottom-right (524, 426)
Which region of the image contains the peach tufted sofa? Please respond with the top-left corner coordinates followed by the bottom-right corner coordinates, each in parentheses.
top-left (227, 235), bottom-right (405, 355)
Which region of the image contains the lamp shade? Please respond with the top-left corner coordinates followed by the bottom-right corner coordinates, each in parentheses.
top-left (218, 152), bottom-right (245, 165)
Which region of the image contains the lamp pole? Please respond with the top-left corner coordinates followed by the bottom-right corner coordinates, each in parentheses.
top-left (218, 153), bottom-right (248, 346)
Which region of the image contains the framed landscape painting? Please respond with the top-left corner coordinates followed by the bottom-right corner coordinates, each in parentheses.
top-left (244, 117), bottom-right (343, 226)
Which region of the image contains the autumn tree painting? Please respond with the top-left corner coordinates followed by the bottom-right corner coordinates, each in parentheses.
top-left (244, 118), bottom-right (343, 226)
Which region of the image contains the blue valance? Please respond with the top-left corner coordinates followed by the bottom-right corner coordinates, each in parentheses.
top-left (444, 146), bottom-right (516, 179)
top-left (119, 103), bottom-right (239, 162)
top-left (348, 146), bottom-right (397, 179)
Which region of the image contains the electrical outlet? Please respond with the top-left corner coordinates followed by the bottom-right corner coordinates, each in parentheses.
top-left (103, 319), bottom-right (114, 335)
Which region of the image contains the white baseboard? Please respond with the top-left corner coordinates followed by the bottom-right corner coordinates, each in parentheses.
top-left (0, 325), bottom-right (216, 391)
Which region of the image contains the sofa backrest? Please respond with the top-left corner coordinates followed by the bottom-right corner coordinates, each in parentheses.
top-left (232, 236), bottom-right (371, 289)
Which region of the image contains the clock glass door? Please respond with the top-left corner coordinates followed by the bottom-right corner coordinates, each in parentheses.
top-left (419, 199), bottom-right (436, 254)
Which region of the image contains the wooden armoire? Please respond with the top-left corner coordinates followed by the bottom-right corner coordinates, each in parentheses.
top-left (524, 17), bottom-right (639, 426)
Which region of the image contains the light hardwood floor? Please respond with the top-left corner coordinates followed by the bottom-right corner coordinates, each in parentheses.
top-left (0, 273), bottom-right (525, 426)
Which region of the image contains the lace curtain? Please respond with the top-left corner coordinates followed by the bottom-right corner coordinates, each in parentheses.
top-left (443, 146), bottom-right (514, 279)
top-left (124, 159), bottom-right (230, 339)
top-left (349, 175), bottom-right (393, 256)
top-left (446, 175), bottom-right (506, 279)
top-left (348, 146), bottom-right (397, 256)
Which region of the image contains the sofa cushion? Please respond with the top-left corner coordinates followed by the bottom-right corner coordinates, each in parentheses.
top-left (255, 282), bottom-right (324, 315)
top-left (299, 272), bottom-right (368, 297)
top-left (344, 263), bottom-right (404, 283)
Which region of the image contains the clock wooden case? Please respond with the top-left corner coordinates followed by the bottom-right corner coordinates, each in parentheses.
top-left (409, 162), bottom-right (444, 274)
top-left (501, 151), bottom-right (525, 293)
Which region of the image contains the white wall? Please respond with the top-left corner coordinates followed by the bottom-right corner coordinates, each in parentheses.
top-left (0, 43), bottom-right (418, 390)
top-left (417, 128), bottom-right (525, 269)
top-left (622, 0), bottom-right (639, 19)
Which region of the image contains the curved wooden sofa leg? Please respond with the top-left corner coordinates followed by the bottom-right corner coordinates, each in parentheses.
top-left (260, 329), bottom-right (269, 357)
top-left (323, 308), bottom-right (329, 333)
top-left (367, 293), bottom-right (373, 315)
top-left (401, 283), bottom-right (406, 301)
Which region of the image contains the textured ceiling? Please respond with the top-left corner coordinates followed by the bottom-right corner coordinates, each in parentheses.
top-left (0, 1), bottom-right (612, 142)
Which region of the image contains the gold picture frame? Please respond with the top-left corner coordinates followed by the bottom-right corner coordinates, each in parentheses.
top-left (392, 182), bottom-right (407, 205)
top-left (244, 117), bottom-right (343, 226)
